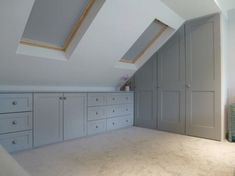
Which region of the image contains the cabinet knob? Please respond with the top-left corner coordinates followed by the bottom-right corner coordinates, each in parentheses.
top-left (96, 112), bottom-right (98, 115)
top-left (126, 120), bottom-right (129, 122)
top-left (12, 140), bottom-right (16, 145)
top-left (125, 97), bottom-right (128, 100)
top-left (96, 98), bottom-right (99, 101)
top-left (63, 97), bottom-right (67, 100)
top-left (112, 98), bottom-right (115, 101)
top-left (186, 84), bottom-right (191, 88)
top-left (12, 121), bottom-right (17, 125)
top-left (59, 97), bottom-right (63, 100)
top-left (112, 122), bottom-right (115, 125)
top-left (95, 125), bottom-right (99, 128)
top-left (126, 108), bottom-right (128, 111)
top-left (12, 101), bottom-right (17, 106)
top-left (112, 110), bottom-right (115, 113)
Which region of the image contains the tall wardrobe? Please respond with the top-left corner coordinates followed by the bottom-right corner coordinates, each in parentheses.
top-left (134, 14), bottom-right (222, 141)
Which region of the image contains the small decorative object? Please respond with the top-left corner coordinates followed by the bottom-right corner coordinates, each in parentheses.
top-left (125, 85), bottom-right (130, 91)
top-left (120, 74), bottom-right (131, 91)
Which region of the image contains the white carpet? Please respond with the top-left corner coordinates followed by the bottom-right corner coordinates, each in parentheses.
top-left (13, 127), bottom-right (235, 176)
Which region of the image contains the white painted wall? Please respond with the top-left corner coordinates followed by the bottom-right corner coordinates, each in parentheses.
top-left (226, 10), bottom-right (235, 101)
top-left (0, 0), bottom-right (184, 91)
top-left (220, 14), bottom-right (229, 140)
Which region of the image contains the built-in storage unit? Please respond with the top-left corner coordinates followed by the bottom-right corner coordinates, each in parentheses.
top-left (0, 92), bottom-right (134, 152)
top-left (0, 93), bottom-right (33, 152)
top-left (134, 14), bottom-right (222, 141)
top-left (87, 93), bottom-right (134, 135)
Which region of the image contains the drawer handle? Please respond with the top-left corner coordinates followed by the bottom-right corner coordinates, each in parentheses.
top-left (112, 122), bottom-right (115, 125)
top-left (12, 140), bottom-right (16, 145)
top-left (96, 98), bottom-right (99, 101)
top-left (12, 101), bottom-right (17, 106)
top-left (96, 112), bottom-right (98, 115)
top-left (12, 121), bottom-right (17, 125)
top-left (95, 125), bottom-right (99, 129)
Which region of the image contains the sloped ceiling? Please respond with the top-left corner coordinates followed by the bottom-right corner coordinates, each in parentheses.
top-left (160, 0), bottom-right (220, 20)
top-left (0, 0), bottom-right (224, 91)
top-left (0, 0), bottom-right (184, 91)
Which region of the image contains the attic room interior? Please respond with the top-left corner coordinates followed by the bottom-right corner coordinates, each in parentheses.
top-left (1, 0), bottom-right (235, 175)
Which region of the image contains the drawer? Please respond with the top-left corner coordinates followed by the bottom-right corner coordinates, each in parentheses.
top-left (106, 93), bottom-right (120, 105)
top-left (106, 105), bottom-right (122, 117)
top-left (119, 93), bottom-right (133, 104)
top-left (0, 131), bottom-right (32, 153)
top-left (88, 93), bottom-right (106, 106)
top-left (119, 115), bottom-right (134, 127)
top-left (0, 112), bottom-right (32, 134)
top-left (88, 107), bottom-right (106, 121)
top-left (120, 104), bottom-right (133, 115)
top-left (0, 94), bottom-right (32, 113)
top-left (107, 117), bottom-right (121, 130)
top-left (87, 119), bottom-right (106, 135)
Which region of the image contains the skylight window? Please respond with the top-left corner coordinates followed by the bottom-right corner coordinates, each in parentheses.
top-left (120, 19), bottom-right (168, 64)
top-left (20, 0), bottom-right (96, 51)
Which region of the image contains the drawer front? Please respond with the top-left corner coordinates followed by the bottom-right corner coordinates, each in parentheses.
top-left (120, 104), bottom-right (133, 115)
top-left (107, 117), bottom-right (121, 130)
top-left (106, 105), bottom-right (122, 117)
top-left (119, 115), bottom-right (134, 127)
top-left (87, 119), bottom-right (106, 135)
top-left (88, 93), bottom-right (106, 106)
top-left (119, 93), bottom-right (133, 104)
top-left (0, 112), bottom-right (32, 134)
top-left (88, 107), bottom-right (106, 121)
top-left (0, 94), bottom-right (32, 113)
top-left (0, 131), bottom-right (32, 153)
top-left (106, 94), bottom-right (120, 105)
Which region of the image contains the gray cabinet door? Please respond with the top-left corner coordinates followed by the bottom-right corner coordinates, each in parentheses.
top-left (185, 14), bottom-right (221, 140)
top-left (134, 55), bottom-right (157, 129)
top-left (34, 93), bottom-right (63, 147)
top-left (64, 93), bottom-right (87, 140)
top-left (157, 26), bottom-right (186, 134)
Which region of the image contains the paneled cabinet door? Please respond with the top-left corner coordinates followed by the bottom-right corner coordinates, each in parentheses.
top-left (185, 14), bottom-right (221, 140)
top-left (157, 26), bottom-right (186, 134)
top-left (34, 93), bottom-right (63, 147)
top-left (64, 93), bottom-right (87, 140)
top-left (134, 56), bottom-right (157, 129)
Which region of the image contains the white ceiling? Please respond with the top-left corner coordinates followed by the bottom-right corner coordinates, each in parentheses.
top-left (219, 0), bottom-right (235, 11)
top-left (0, 0), bottom-right (183, 90)
top-left (161, 0), bottom-right (220, 20)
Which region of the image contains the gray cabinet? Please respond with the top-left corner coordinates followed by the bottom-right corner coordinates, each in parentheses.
top-left (157, 26), bottom-right (186, 134)
top-left (0, 93), bottom-right (33, 152)
top-left (87, 92), bottom-right (134, 135)
top-left (34, 93), bottom-right (63, 147)
top-left (134, 56), bottom-right (157, 129)
top-left (64, 93), bottom-right (87, 140)
top-left (185, 14), bottom-right (221, 140)
top-left (134, 14), bottom-right (221, 140)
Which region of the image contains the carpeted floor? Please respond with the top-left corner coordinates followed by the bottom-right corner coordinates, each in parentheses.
top-left (13, 127), bottom-right (235, 176)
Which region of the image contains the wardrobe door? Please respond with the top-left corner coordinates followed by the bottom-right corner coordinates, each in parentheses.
top-left (64, 93), bottom-right (87, 140)
top-left (34, 93), bottom-right (63, 147)
top-left (185, 14), bottom-right (221, 140)
top-left (134, 55), bottom-right (157, 129)
top-left (157, 26), bottom-right (186, 134)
